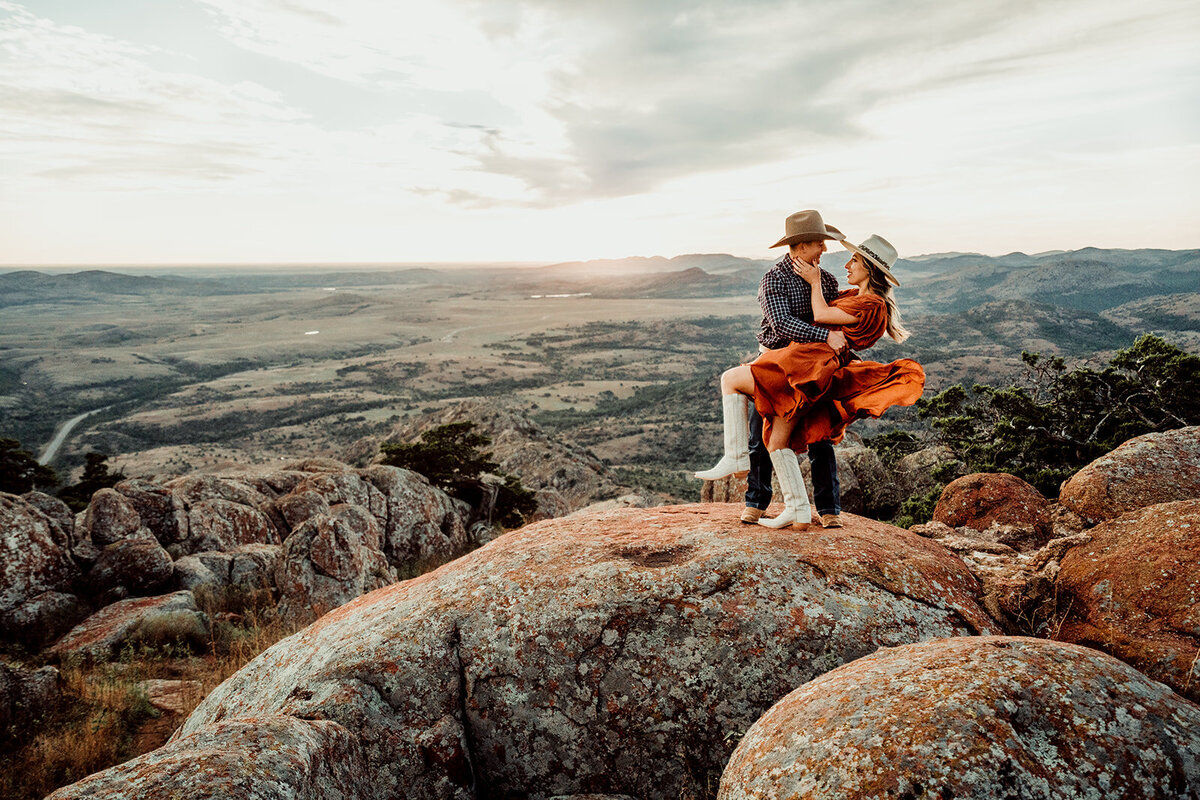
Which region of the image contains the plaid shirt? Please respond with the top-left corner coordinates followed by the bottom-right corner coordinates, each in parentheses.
top-left (757, 253), bottom-right (841, 349)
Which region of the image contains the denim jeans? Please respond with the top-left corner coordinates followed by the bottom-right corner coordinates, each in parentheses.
top-left (745, 407), bottom-right (841, 515)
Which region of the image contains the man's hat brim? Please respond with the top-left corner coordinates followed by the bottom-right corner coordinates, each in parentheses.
top-left (770, 224), bottom-right (845, 248)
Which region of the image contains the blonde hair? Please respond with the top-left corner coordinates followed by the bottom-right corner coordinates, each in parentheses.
top-left (862, 259), bottom-right (910, 343)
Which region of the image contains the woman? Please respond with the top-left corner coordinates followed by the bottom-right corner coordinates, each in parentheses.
top-left (695, 235), bottom-right (924, 529)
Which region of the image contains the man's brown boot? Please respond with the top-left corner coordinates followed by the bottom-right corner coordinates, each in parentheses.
top-left (740, 507), bottom-right (765, 524)
top-left (820, 513), bottom-right (843, 528)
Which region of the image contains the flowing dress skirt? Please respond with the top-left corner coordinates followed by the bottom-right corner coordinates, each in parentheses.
top-left (750, 342), bottom-right (925, 453)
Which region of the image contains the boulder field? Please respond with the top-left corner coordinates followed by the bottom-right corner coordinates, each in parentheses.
top-left (719, 636), bottom-right (1200, 800)
top-left (50, 505), bottom-right (995, 800)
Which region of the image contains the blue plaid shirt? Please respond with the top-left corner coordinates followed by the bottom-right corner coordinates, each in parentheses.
top-left (757, 254), bottom-right (841, 349)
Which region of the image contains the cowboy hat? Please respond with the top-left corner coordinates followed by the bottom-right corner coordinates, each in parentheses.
top-left (843, 234), bottom-right (901, 287)
top-left (769, 210), bottom-right (845, 248)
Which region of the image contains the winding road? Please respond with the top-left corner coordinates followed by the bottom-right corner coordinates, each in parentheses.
top-left (38, 406), bottom-right (110, 465)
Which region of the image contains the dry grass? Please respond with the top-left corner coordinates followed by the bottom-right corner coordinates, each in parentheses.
top-left (0, 586), bottom-right (313, 800)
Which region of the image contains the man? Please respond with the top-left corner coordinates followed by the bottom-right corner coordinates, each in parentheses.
top-left (742, 209), bottom-right (846, 528)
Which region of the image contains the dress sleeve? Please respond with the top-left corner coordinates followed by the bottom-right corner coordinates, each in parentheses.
top-left (839, 295), bottom-right (888, 347)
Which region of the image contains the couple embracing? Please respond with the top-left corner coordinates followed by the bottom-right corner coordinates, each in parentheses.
top-left (695, 210), bottom-right (925, 529)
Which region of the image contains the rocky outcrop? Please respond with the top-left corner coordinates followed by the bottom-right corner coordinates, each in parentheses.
top-left (60, 506), bottom-right (993, 799)
top-left (0, 590), bottom-right (88, 649)
top-left (361, 400), bottom-right (627, 518)
top-left (275, 505), bottom-right (396, 622)
top-left (1059, 425), bottom-right (1200, 525)
top-left (83, 488), bottom-right (142, 546)
top-left (0, 493), bottom-right (79, 635)
top-left (719, 636), bottom-right (1200, 800)
top-left (87, 535), bottom-right (174, 601)
top-left (46, 715), bottom-right (369, 800)
top-left (1055, 499), bottom-right (1200, 701)
top-left (114, 478), bottom-right (189, 545)
top-left (21, 491), bottom-right (75, 550)
top-left (48, 591), bottom-right (210, 661)
top-left (933, 472), bottom-right (1053, 548)
top-left (893, 445), bottom-right (964, 497)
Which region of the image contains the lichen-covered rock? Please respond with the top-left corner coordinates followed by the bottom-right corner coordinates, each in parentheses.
top-left (1055, 499), bottom-right (1200, 701)
top-left (165, 474), bottom-right (270, 508)
top-left (718, 636), bottom-right (1200, 800)
top-left (46, 715), bottom-right (369, 800)
top-left (186, 499), bottom-right (281, 553)
top-left (359, 464), bottom-right (470, 565)
top-left (271, 490), bottom-right (332, 534)
top-left (275, 505), bottom-right (395, 622)
top-left (229, 543), bottom-right (281, 593)
top-left (1, 590), bottom-right (88, 648)
top-left (294, 472), bottom-right (386, 519)
top-left (87, 535), bottom-right (174, 600)
top-left (838, 445), bottom-right (904, 517)
top-left (933, 472), bottom-right (1052, 549)
top-left (0, 493), bottom-right (79, 627)
top-left (21, 491), bottom-right (75, 550)
top-left (49, 591), bottom-right (209, 661)
top-left (172, 555), bottom-right (220, 593)
top-left (1060, 426), bottom-right (1200, 525)
top-left (0, 662), bottom-right (62, 743)
top-left (115, 478), bottom-right (189, 545)
top-left (157, 505), bottom-right (991, 800)
top-left (83, 487), bottom-right (142, 546)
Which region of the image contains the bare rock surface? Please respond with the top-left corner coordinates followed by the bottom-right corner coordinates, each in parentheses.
top-left (0, 493), bottom-right (79, 629)
top-left (1060, 425), bottom-right (1200, 525)
top-left (87, 534), bottom-right (174, 599)
top-left (66, 505), bottom-right (994, 800)
top-left (1055, 499), bottom-right (1200, 701)
top-left (933, 472), bottom-right (1052, 548)
top-left (1, 590), bottom-right (88, 648)
top-left (894, 445), bottom-right (964, 497)
top-left (184, 498), bottom-right (281, 554)
top-left (0, 662), bottom-right (61, 742)
top-left (46, 715), bottom-right (369, 800)
top-left (48, 591), bottom-right (209, 661)
top-left (275, 505), bottom-right (396, 622)
top-left (115, 478), bottom-right (189, 545)
top-left (21, 491), bottom-right (75, 550)
top-left (82, 487), bottom-right (141, 546)
top-left (719, 636), bottom-right (1200, 800)
top-left (358, 464), bottom-right (471, 564)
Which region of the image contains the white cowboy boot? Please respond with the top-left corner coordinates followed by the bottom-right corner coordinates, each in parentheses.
top-left (759, 448), bottom-right (813, 529)
top-left (694, 394), bottom-right (751, 480)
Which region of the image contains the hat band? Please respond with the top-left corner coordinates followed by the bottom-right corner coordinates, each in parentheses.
top-left (859, 244), bottom-right (890, 268)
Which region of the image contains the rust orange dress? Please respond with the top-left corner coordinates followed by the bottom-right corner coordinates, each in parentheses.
top-left (750, 289), bottom-right (925, 453)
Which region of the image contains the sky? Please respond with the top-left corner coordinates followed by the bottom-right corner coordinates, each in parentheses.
top-left (1, 0), bottom-right (1198, 265)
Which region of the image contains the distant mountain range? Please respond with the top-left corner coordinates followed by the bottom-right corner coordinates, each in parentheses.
top-left (3, 249), bottom-right (1197, 321)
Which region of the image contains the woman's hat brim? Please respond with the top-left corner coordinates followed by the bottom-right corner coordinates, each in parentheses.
top-left (843, 240), bottom-right (901, 286)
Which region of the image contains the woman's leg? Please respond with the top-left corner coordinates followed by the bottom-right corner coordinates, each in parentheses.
top-left (720, 365), bottom-right (755, 396)
top-left (765, 414), bottom-right (796, 452)
top-left (694, 366), bottom-right (755, 480)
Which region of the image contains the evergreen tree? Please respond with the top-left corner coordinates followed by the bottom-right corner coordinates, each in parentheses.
top-left (0, 438), bottom-right (58, 495)
top-left (57, 452), bottom-right (127, 511)
top-left (917, 334), bottom-right (1200, 495)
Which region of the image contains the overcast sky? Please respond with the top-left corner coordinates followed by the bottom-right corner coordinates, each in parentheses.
top-left (2, 0), bottom-right (1197, 265)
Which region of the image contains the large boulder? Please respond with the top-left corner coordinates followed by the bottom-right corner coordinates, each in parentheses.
top-left (894, 445), bottom-right (964, 498)
top-left (87, 535), bottom-right (175, 600)
top-left (933, 472), bottom-right (1053, 550)
top-left (48, 591), bottom-right (210, 661)
top-left (185, 499), bottom-right (281, 553)
top-left (1, 590), bottom-right (89, 649)
top-left (275, 505), bottom-right (396, 622)
top-left (114, 478), bottom-right (189, 545)
top-left (46, 715), bottom-right (368, 800)
top-left (1060, 426), bottom-right (1200, 525)
top-left (0, 493), bottom-right (79, 633)
top-left (1055, 499), bottom-right (1200, 702)
top-left (21, 491), bottom-right (75, 550)
top-left (0, 662), bottom-right (62, 744)
top-left (59, 505), bottom-right (994, 799)
top-left (719, 636), bottom-right (1200, 800)
top-left (358, 465), bottom-right (471, 564)
top-left (82, 487), bottom-right (142, 546)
